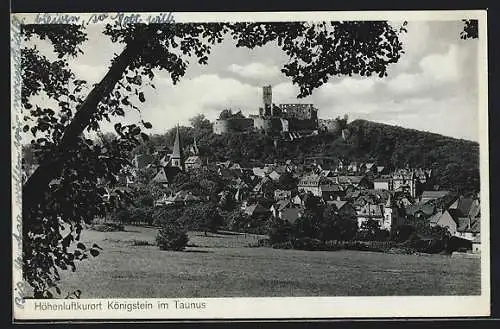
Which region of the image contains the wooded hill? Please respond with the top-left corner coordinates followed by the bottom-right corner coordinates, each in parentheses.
top-left (135, 119), bottom-right (480, 194)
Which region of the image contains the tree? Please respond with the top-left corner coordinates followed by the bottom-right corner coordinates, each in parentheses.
top-left (180, 202), bottom-right (224, 235)
top-left (268, 218), bottom-right (295, 245)
top-left (277, 171), bottom-right (297, 191)
top-left (189, 114), bottom-right (213, 132)
top-left (320, 204), bottom-right (357, 242)
top-left (460, 19), bottom-right (478, 40)
top-left (20, 21), bottom-right (406, 297)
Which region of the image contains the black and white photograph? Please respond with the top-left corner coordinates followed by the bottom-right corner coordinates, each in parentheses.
top-left (11, 11), bottom-right (489, 320)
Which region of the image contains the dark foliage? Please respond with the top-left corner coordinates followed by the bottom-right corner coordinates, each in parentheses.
top-left (346, 120), bottom-right (479, 194)
top-left (180, 202), bottom-right (224, 233)
top-left (156, 222), bottom-right (189, 251)
top-left (460, 19), bottom-right (478, 40)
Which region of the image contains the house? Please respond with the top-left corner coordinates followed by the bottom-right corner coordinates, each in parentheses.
top-left (356, 203), bottom-right (384, 229)
top-left (405, 201), bottom-right (436, 220)
top-left (133, 154), bottom-right (154, 170)
top-left (185, 155), bottom-right (204, 170)
top-left (392, 169), bottom-right (416, 197)
top-left (252, 176), bottom-right (271, 195)
top-left (298, 174), bottom-right (325, 196)
top-left (155, 190), bottom-right (201, 207)
top-left (420, 190), bottom-right (451, 204)
top-left (428, 210), bottom-right (458, 236)
top-left (252, 167), bottom-right (267, 178)
top-left (455, 218), bottom-right (480, 241)
top-left (270, 199), bottom-right (302, 224)
top-left (244, 203), bottom-right (271, 218)
top-left (151, 166), bottom-right (182, 187)
top-left (374, 176), bottom-right (392, 190)
top-left (329, 175), bottom-right (371, 190)
top-left (449, 196), bottom-right (479, 217)
top-left (292, 194), bottom-right (304, 206)
top-left (274, 189), bottom-right (292, 201)
top-left (364, 162), bottom-right (376, 174)
top-left (320, 184), bottom-right (345, 201)
top-left (326, 200), bottom-right (356, 220)
top-left (268, 170), bottom-right (281, 181)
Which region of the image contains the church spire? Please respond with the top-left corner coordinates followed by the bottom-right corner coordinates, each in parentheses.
top-left (171, 124), bottom-right (184, 170)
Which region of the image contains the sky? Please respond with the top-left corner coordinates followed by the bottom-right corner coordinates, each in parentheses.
top-left (28, 20), bottom-right (480, 141)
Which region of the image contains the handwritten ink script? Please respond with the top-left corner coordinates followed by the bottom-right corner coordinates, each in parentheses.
top-left (34, 12), bottom-right (175, 26)
top-left (11, 14), bottom-right (25, 310)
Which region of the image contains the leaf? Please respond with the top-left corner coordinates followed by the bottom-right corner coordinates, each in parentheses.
top-left (61, 234), bottom-right (73, 248)
top-left (76, 242), bottom-right (86, 250)
top-left (143, 121), bottom-right (152, 129)
top-left (138, 92), bottom-right (145, 102)
top-left (140, 132), bottom-right (149, 141)
top-left (90, 249), bottom-right (100, 257)
top-left (55, 286), bottom-right (61, 295)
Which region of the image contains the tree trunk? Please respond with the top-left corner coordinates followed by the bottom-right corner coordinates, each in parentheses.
top-left (22, 39), bottom-right (144, 231)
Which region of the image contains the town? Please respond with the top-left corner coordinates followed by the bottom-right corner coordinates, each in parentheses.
top-left (53, 85), bottom-right (481, 256)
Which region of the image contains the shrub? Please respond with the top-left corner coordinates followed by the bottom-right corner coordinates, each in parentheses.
top-left (291, 237), bottom-right (323, 251)
top-left (156, 223), bottom-right (189, 251)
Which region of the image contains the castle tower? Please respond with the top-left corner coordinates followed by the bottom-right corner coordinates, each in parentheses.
top-left (263, 85), bottom-right (272, 116)
top-left (171, 125), bottom-right (185, 171)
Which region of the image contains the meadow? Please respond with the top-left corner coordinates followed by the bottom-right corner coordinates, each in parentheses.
top-left (55, 225), bottom-right (481, 298)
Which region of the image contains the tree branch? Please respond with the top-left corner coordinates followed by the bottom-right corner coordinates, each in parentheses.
top-left (22, 39), bottom-right (144, 228)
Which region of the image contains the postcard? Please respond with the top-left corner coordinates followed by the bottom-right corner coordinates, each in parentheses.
top-left (11, 10), bottom-right (489, 321)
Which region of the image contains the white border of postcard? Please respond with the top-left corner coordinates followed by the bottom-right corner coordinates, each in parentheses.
top-left (11, 10), bottom-right (490, 320)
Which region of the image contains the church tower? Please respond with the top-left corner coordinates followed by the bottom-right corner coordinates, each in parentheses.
top-left (382, 195), bottom-right (398, 231)
top-left (171, 125), bottom-right (185, 171)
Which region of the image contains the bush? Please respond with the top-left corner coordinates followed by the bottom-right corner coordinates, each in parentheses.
top-left (156, 223), bottom-right (189, 251)
top-left (291, 237), bottom-right (324, 251)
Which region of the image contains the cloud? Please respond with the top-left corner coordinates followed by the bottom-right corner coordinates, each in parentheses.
top-left (136, 74), bottom-right (262, 133)
top-left (70, 63), bottom-right (108, 85)
top-left (386, 44), bottom-right (465, 96)
top-left (419, 44), bottom-right (461, 83)
top-left (227, 62), bottom-right (281, 80)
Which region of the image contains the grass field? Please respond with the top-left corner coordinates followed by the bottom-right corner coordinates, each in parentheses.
top-left (54, 225), bottom-right (481, 298)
